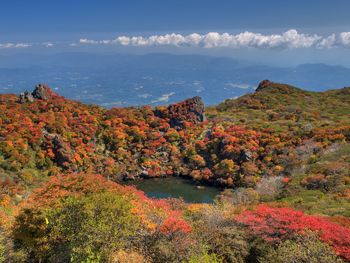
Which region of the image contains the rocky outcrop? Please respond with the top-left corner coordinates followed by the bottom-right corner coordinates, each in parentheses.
top-left (18, 90), bottom-right (34, 103)
top-left (17, 84), bottom-right (57, 104)
top-left (32, 84), bottom-right (55, 101)
top-left (140, 166), bottom-right (149, 177)
top-left (156, 96), bottom-right (206, 129)
top-left (43, 130), bottom-right (73, 167)
top-left (255, 79), bottom-right (274, 92)
top-left (241, 149), bottom-right (255, 162)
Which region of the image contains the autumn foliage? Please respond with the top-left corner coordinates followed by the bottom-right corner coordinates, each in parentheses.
top-left (236, 204), bottom-right (350, 261)
top-left (1, 81), bottom-right (350, 262)
top-left (10, 173), bottom-right (192, 262)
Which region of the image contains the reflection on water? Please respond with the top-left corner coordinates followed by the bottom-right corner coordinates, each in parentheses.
top-left (121, 177), bottom-right (222, 204)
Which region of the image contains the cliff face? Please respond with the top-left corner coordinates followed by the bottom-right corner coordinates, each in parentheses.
top-left (156, 96), bottom-right (206, 129)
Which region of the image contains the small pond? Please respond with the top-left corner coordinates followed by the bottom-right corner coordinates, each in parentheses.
top-left (121, 176), bottom-right (223, 204)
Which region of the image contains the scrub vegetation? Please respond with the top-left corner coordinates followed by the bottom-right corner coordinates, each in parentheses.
top-left (1, 80), bottom-right (350, 262)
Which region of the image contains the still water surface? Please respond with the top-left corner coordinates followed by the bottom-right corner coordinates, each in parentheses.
top-left (121, 177), bottom-right (222, 204)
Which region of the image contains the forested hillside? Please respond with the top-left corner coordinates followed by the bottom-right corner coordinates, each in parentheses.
top-left (1, 80), bottom-right (350, 262)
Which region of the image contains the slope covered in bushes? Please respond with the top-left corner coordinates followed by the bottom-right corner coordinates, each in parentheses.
top-left (1, 80), bottom-right (350, 262)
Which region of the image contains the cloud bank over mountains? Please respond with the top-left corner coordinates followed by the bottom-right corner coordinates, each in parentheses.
top-left (79, 30), bottom-right (350, 50)
top-left (80, 30), bottom-right (320, 49)
top-left (1, 30), bottom-right (350, 50)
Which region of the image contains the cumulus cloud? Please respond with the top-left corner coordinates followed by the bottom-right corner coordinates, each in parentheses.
top-left (317, 34), bottom-right (337, 49)
top-left (316, 32), bottom-right (350, 49)
top-left (3, 29), bottom-right (350, 51)
top-left (339, 32), bottom-right (350, 47)
top-left (79, 29), bottom-right (327, 50)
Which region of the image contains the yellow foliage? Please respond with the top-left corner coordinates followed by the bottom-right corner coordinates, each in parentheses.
top-left (264, 156), bottom-right (272, 162)
top-left (130, 200), bottom-right (158, 234)
top-left (0, 194), bottom-right (11, 207)
top-left (274, 165), bottom-right (284, 174)
top-left (111, 249), bottom-right (149, 263)
top-left (187, 204), bottom-right (202, 213)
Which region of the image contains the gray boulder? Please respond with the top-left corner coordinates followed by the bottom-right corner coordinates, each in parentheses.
top-left (32, 84), bottom-right (54, 101)
top-left (18, 90), bottom-right (34, 103)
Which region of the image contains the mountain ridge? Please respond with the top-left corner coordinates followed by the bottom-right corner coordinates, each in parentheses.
top-left (1, 53), bottom-right (350, 109)
top-left (1, 80), bottom-right (350, 261)
top-left (1, 80), bottom-right (349, 185)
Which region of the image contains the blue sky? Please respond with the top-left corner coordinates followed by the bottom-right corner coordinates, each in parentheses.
top-left (1, 0), bottom-right (350, 66)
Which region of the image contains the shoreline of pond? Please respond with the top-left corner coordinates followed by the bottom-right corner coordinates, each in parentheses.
top-left (120, 176), bottom-right (224, 204)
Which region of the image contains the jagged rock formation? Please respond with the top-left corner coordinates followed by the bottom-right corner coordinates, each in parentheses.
top-left (255, 79), bottom-right (274, 92)
top-left (156, 96), bottom-right (206, 129)
top-left (18, 90), bottom-right (34, 103)
top-left (32, 84), bottom-right (55, 101)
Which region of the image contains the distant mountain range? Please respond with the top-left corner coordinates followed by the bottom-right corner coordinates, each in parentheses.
top-left (0, 52), bottom-right (349, 108)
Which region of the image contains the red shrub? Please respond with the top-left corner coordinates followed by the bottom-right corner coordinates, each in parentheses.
top-left (236, 205), bottom-right (350, 261)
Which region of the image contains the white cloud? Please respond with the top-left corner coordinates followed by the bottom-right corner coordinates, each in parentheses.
top-left (339, 32), bottom-right (350, 47)
top-left (79, 29), bottom-right (326, 50)
top-left (316, 32), bottom-right (350, 49)
top-left (79, 38), bottom-right (98, 44)
top-left (197, 30), bottom-right (321, 49)
top-left (317, 34), bottom-right (336, 49)
top-left (226, 83), bottom-right (250, 89)
top-left (2, 30), bottom-right (350, 51)
top-left (151, 92), bottom-right (175, 103)
top-left (14, 43), bottom-right (31, 48)
top-left (113, 36), bottom-right (130, 45)
top-left (0, 41), bottom-right (54, 49)
top-left (0, 43), bottom-right (31, 48)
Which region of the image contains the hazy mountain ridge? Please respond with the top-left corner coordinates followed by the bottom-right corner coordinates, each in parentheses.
top-left (1, 53), bottom-right (350, 108)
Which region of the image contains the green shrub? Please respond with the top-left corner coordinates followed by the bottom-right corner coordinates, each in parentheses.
top-left (46, 192), bottom-right (140, 262)
top-left (277, 229), bottom-right (343, 263)
top-left (12, 190), bottom-right (140, 262)
top-left (185, 250), bottom-right (223, 263)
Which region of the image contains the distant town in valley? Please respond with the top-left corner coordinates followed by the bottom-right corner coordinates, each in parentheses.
top-left (1, 53), bottom-right (350, 108)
